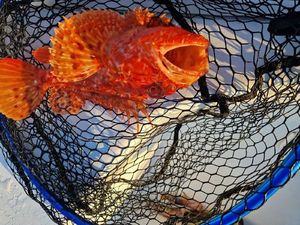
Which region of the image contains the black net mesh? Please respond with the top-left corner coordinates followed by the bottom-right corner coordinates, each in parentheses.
top-left (0, 0), bottom-right (299, 225)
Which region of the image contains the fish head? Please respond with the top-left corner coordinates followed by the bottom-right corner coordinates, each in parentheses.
top-left (104, 26), bottom-right (209, 98)
top-left (141, 26), bottom-right (210, 86)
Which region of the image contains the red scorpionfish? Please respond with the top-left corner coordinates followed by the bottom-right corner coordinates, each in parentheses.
top-left (0, 8), bottom-right (209, 122)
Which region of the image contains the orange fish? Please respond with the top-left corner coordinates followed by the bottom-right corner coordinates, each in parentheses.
top-left (0, 8), bottom-right (209, 121)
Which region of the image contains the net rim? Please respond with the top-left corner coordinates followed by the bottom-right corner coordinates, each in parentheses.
top-left (1, 113), bottom-right (299, 225)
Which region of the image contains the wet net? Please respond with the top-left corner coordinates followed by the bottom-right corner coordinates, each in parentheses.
top-left (0, 0), bottom-right (299, 225)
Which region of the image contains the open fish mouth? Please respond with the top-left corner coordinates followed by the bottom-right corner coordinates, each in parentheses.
top-left (159, 44), bottom-right (209, 85)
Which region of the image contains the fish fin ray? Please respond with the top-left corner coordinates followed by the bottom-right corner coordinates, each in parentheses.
top-left (125, 8), bottom-right (172, 27)
top-left (50, 10), bottom-right (125, 82)
top-left (32, 46), bottom-right (51, 64)
top-left (48, 88), bottom-right (84, 115)
top-left (0, 58), bottom-right (48, 120)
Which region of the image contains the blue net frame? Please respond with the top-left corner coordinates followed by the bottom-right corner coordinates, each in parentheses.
top-left (1, 113), bottom-right (299, 224)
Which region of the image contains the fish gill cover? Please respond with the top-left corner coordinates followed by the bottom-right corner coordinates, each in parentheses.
top-left (0, 0), bottom-right (299, 225)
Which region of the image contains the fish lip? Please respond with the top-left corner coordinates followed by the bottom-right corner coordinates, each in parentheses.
top-left (157, 44), bottom-right (209, 85)
top-left (159, 43), bottom-right (207, 55)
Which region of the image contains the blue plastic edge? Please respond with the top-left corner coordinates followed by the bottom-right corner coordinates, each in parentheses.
top-left (1, 113), bottom-right (299, 225)
top-left (201, 142), bottom-right (300, 225)
top-left (0, 114), bottom-right (95, 225)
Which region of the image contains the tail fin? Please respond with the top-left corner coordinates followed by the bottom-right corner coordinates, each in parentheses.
top-left (0, 58), bottom-right (48, 120)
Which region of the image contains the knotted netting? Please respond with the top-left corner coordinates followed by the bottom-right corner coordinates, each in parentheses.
top-left (0, 0), bottom-right (299, 225)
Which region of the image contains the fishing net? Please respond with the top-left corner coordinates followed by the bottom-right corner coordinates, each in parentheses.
top-left (0, 0), bottom-right (299, 224)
